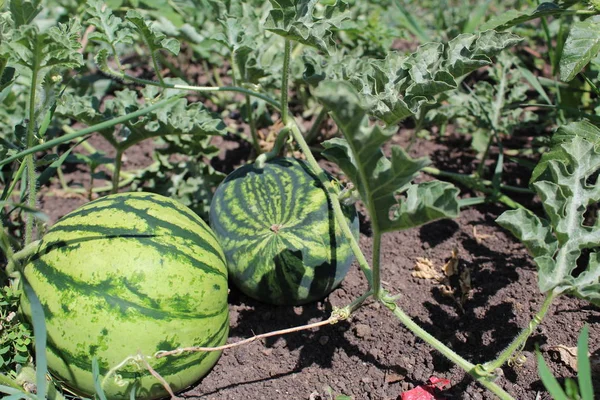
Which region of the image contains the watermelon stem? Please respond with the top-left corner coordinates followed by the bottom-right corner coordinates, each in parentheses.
top-left (288, 122), bottom-right (374, 286)
top-left (137, 352), bottom-right (178, 399)
top-left (155, 290), bottom-right (372, 359)
top-left (380, 293), bottom-right (515, 400)
top-left (6, 240), bottom-right (41, 276)
top-left (111, 149), bottom-right (124, 194)
top-left (281, 39), bottom-right (292, 126)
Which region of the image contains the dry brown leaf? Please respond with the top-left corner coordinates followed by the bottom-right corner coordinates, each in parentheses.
top-left (412, 258), bottom-right (444, 281)
top-left (549, 345), bottom-right (579, 371)
top-left (443, 248), bottom-right (459, 277)
top-left (473, 226), bottom-right (494, 244)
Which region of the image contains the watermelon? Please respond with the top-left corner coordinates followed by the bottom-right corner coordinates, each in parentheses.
top-left (20, 192), bottom-right (229, 400)
top-left (209, 157), bottom-right (359, 305)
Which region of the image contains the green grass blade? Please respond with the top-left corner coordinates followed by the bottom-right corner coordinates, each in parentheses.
top-left (0, 94), bottom-right (184, 168)
top-left (518, 65), bottom-right (552, 105)
top-left (4, 394), bottom-right (28, 400)
top-left (462, 0), bottom-right (492, 33)
top-left (0, 385), bottom-right (28, 397)
top-left (577, 325), bottom-right (593, 400)
top-left (393, 0), bottom-right (430, 43)
top-left (537, 350), bottom-right (569, 400)
top-left (22, 279), bottom-right (47, 400)
top-left (92, 358), bottom-right (108, 400)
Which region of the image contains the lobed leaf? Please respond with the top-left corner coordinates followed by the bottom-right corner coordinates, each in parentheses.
top-left (86, 0), bottom-right (134, 49)
top-left (265, 0), bottom-right (349, 54)
top-left (497, 122), bottom-right (600, 304)
top-left (559, 16), bottom-right (600, 82)
top-left (315, 80), bottom-right (459, 233)
top-left (8, 0), bottom-right (41, 28)
top-left (126, 10), bottom-right (180, 56)
top-left (4, 20), bottom-right (83, 76)
top-left (480, 2), bottom-right (562, 31)
top-left (310, 30), bottom-right (521, 125)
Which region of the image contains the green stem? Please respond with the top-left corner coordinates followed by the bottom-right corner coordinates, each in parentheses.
top-left (24, 58), bottom-right (40, 245)
top-left (372, 230), bottom-right (382, 299)
top-left (423, 167), bottom-right (533, 194)
top-left (423, 167), bottom-right (528, 210)
top-left (288, 123), bottom-right (373, 286)
top-left (0, 95), bottom-right (185, 168)
top-left (2, 161), bottom-right (26, 201)
top-left (382, 298), bottom-right (515, 400)
top-left (482, 291), bottom-right (556, 372)
top-left (6, 240), bottom-right (41, 275)
top-left (476, 61), bottom-right (508, 178)
top-left (112, 149), bottom-right (124, 195)
top-left (246, 95), bottom-right (261, 154)
top-left (0, 373), bottom-right (22, 391)
top-left (150, 51), bottom-right (165, 86)
top-left (304, 107), bottom-right (328, 144)
top-left (281, 39), bottom-right (292, 125)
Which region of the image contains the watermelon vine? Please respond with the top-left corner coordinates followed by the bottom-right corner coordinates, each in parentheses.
top-left (0, 1), bottom-right (598, 399)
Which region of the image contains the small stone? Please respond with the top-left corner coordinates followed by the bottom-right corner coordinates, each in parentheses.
top-left (385, 372), bottom-right (405, 384)
top-left (319, 335), bottom-right (330, 345)
top-left (354, 323), bottom-right (372, 338)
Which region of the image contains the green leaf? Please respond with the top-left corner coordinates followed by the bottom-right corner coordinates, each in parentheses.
top-left (480, 2), bottom-right (562, 31)
top-left (315, 80), bottom-right (459, 233)
top-left (577, 325), bottom-right (594, 400)
top-left (126, 10), bottom-right (180, 56)
top-left (5, 20), bottom-right (83, 78)
top-left (92, 358), bottom-right (108, 400)
top-left (22, 278), bottom-right (47, 399)
top-left (497, 123), bottom-right (600, 303)
top-left (86, 0), bottom-right (134, 48)
top-left (0, 201), bottom-right (48, 222)
top-left (332, 30), bottom-right (521, 125)
top-left (560, 16), bottom-right (600, 82)
top-left (537, 350), bottom-right (569, 400)
top-left (9, 0), bottom-right (41, 27)
top-left (265, 0), bottom-right (349, 53)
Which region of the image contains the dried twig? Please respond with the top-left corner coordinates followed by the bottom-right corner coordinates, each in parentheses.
top-left (138, 352), bottom-right (180, 399)
top-left (155, 316), bottom-right (339, 358)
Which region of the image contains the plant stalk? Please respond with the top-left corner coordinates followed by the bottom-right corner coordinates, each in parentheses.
top-left (372, 229), bottom-right (382, 299)
top-left (304, 107), bottom-right (328, 144)
top-left (246, 95), bottom-right (261, 154)
top-left (281, 39), bottom-right (292, 125)
top-left (111, 149), bottom-right (124, 194)
top-left (382, 298), bottom-right (515, 400)
top-left (288, 123), bottom-right (373, 286)
top-left (24, 58), bottom-right (41, 245)
top-left (476, 60), bottom-right (507, 178)
top-left (482, 291), bottom-right (556, 373)
top-left (0, 95), bottom-right (185, 168)
top-left (423, 167), bottom-right (527, 209)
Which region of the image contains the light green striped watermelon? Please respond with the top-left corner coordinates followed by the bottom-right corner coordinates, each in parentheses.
top-left (20, 192), bottom-right (229, 400)
top-left (209, 157), bottom-right (358, 305)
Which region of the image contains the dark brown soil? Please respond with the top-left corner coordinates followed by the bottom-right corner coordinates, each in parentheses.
top-left (37, 130), bottom-right (599, 400)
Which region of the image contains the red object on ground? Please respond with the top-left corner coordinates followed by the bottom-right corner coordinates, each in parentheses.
top-left (400, 376), bottom-right (451, 400)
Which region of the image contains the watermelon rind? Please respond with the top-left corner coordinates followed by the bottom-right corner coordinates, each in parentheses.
top-left (209, 157), bottom-right (359, 305)
top-left (20, 192), bottom-right (229, 400)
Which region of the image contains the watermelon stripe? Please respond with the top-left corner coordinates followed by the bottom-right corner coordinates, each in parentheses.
top-left (210, 157), bottom-right (359, 304)
top-left (30, 257), bottom-right (227, 320)
top-left (46, 315), bottom-right (228, 379)
top-left (59, 198), bottom-right (226, 265)
top-left (43, 227), bottom-right (227, 280)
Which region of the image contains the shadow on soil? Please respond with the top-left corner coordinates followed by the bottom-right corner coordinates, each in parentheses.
top-left (204, 289), bottom-right (408, 394)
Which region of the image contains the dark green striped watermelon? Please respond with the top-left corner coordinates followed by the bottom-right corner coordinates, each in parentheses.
top-left (209, 157), bottom-right (359, 305)
top-left (20, 192), bottom-right (229, 400)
